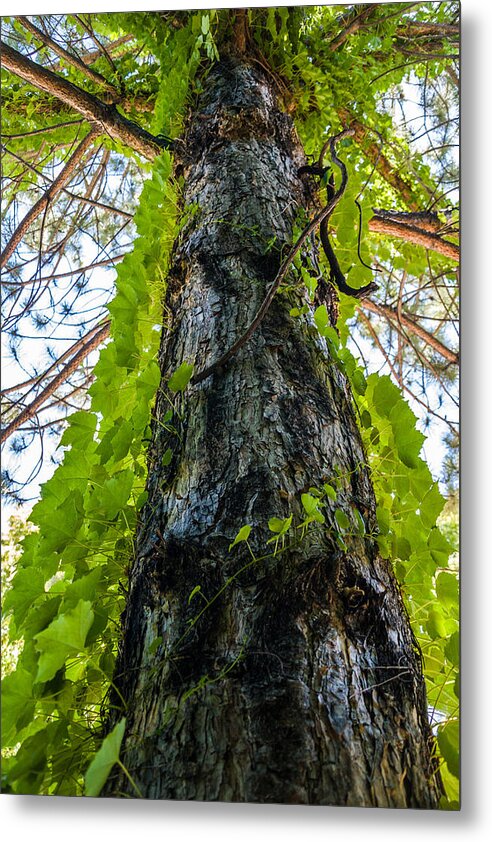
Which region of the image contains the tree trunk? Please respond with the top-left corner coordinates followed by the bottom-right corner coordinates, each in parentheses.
top-left (104, 58), bottom-right (440, 808)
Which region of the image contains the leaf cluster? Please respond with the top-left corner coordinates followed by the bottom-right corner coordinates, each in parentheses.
top-left (1, 151), bottom-right (179, 796)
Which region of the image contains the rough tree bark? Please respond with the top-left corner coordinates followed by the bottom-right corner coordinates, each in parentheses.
top-left (104, 57), bottom-right (440, 808)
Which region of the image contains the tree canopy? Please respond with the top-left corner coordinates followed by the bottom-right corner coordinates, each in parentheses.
top-left (1, 2), bottom-right (459, 807)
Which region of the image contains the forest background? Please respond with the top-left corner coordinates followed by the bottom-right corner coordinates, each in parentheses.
top-left (0, 0), bottom-right (487, 838)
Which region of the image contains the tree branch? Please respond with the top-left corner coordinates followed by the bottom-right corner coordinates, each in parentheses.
top-left (329, 4), bottom-right (382, 52)
top-left (17, 16), bottom-right (121, 97)
top-left (1, 127), bottom-right (99, 269)
top-left (6, 255), bottom-right (125, 288)
top-left (1, 321), bottom-right (110, 444)
top-left (1, 320), bottom-right (110, 397)
top-left (79, 34), bottom-right (134, 66)
top-left (368, 213), bottom-right (459, 261)
top-left (337, 107), bottom-right (421, 211)
top-left (395, 22), bottom-right (459, 40)
top-left (359, 298), bottom-right (458, 364)
top-left (1, 41), bottom-right (169, 160)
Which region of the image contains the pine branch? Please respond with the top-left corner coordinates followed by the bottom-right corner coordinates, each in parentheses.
top-left (1, 41), bottom-right (169, 160)
top-left (329, 4), bottom-right (382, 52)
top-left (1, 321), bottom-right (110, 444)
top-left (360, 299), bottom-right (458, 364)
top-left (368, 213), bottom-right (459, 261)
top-left (1, 127), bottom-right (99, 269)
top-left (16, 16), bottom-right (121, 97)
top-left (337, 108), bottom-right (421, 211)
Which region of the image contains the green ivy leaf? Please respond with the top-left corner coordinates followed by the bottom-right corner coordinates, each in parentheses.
top-left (370, 375), bottom-right (399, 418)
top-left (85, 718), bottom-right (126, 797)
top-left (92, 469), bottom-right (134, 520)
top-left (1, 668), bottom-right (36, 747)
top-left (376, 534), bottom-right (390, 559)
top-left (334, 508), bottom-right (350, 531)
top-left (34, 600), bottom-right (95, 683)
top-left (7, 726), bottom-right (53, 792)
top-left (395, 536), bottom-right (412, 561)
top-left (437, 721), bottom-right (459, 779)
top-left (353, 509), bottom-right (366, 536)
top-left (61, 569), bottom-right (102, 610)
top-left (268, 515), bottom-right (292, 535)
top-left (188, 585), bottom-right (202, 604)
top-left (301, 493), bottom-right (321, 516)
top-left (323, 483), bottom-right (337, 501)
top-left (444, 631), bottom-right (459, 667)
top-left (314, 304), bottom-right (329, 333)
top-left (60, 411), bottom-right (97, 449)
top-left (376, 506), bottom-right (390, 535)
top-left (426, 606), bottom-right (447, 640)
top-left (351, 369), bottom-right (367, 396)
top-left (148, 636), bottom-right (163, 654)
top-left (161, 447), bottom-right (173, 466)
top-left (428, 527), bottom-right (452, 566)
top-left (436, 571), bottom-right (459, 610)
top-left (229, 524), bottom-right (252, 550)
top-left (168, 361), bottom-right (194, 393)
top-left (36, 493), bottom-right (84, 554)
top-left (3, 567), bottom-right (46, 627)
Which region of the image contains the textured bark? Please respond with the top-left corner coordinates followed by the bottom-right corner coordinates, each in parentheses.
top-left (105, 59), bottom-right (440, 808)
top-left (368, 214), bottom-right (459, 261)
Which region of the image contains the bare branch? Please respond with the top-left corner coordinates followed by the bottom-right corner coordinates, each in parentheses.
top-left (359, 299), bottom-right (458, 364)
top-left (7, 255), bottom-right (125, 288)
top-left (1, 321), bottom-right (110, 444)
top-left (1, 320), bottom-right (110, 397)
top-left (358, 309), bottom-right (457, 431)
top-left (16, 16), bottom-right (121, 97)
top-left (1, 127), bottom-right (99, 269)
top-left (2, 119), bottom-right (84, 139)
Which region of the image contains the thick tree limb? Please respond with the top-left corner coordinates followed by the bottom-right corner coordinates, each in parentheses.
top-left (1, 41), bottom-right (168, 160)
top-left (360, 298), bottom-right (458, 364)
top-left (371, 209), bottom-right (444, 234)
top-left (395, 22), bottom-right (459, 40)
top-left (1, 321), bottom-right (110, 444)
top-left (1, 127), bottom-right (99, 268)
top-left (368, 213), bottom-right (459, 261)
